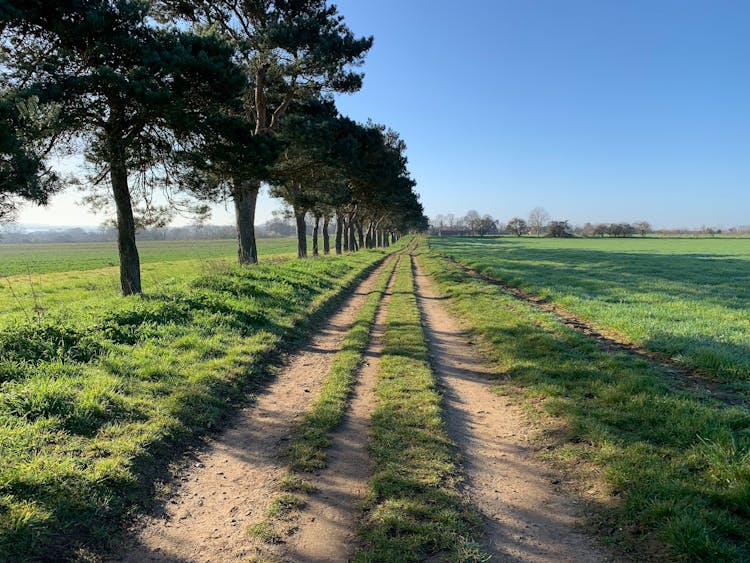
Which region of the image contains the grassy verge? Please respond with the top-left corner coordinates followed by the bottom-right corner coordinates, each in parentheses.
top-left (248, 254), bottom-right (400, 541)
top-left (418, 246), bottom-right (750, 561)
top-left (0, 249), bottom-right (391, 561)
top-left (357, 255), bottom-right (486, 562)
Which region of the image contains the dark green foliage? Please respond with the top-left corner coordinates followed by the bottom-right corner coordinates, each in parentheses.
top-left (0, 92), bottom-right (61, 220)
top-left (160, 0), bottom-right (374, 264)
top-left (1, 0), bottom-right (245, 293)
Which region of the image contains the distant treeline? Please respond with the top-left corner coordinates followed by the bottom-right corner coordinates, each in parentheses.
top-left (0, 217), bottom-right (307, 244)
top-left (430, 210), bottom-right (747, 238)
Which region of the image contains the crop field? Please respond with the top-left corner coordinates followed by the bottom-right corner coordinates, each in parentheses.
top-left (0, 238), bottom-right (299, 327)
top-left (430, 236), bottom-right (750, 386)
top-left (0, 238), bottom-right (298, 276)
top-left (0, 240), bottom-right (388, 560)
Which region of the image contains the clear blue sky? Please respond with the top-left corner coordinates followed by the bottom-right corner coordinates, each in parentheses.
top-left (18, 0), bottom-right (750, 229)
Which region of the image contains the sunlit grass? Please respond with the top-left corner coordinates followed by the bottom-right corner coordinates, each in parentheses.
top-left (419, 246), bottom-right (750, 561)
top-left (0, 238), bottom-right (299, 276)
top-left (0, 239), bottom-right (298, 326)
top-left (0, 248), bottom-right (387, 560)
top-left (357, 255), bottom-right (486, 562)
top-left (429, 236), bottom-right (750, 382)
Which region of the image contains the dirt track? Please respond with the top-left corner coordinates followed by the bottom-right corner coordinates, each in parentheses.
top-left (412, 255), bottom-right (612, 562)
top-left (270, 256), bottom-right (399, 562)
top-left (119, 259), bottom-right (391, 562)
top-left (118, 250), bottom-right (612, 562)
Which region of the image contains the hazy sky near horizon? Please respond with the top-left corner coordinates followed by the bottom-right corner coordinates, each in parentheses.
top-left (17, 0), bottom-right (750, 230)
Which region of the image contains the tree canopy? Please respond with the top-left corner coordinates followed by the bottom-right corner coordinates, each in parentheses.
top-left (0, 92), bottom-right (61, 221)
top-left (1, 1), bottom-right (426, 293)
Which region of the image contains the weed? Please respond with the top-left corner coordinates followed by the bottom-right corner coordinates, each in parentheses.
top-left (247, 521), bottom-right (281, 544)
top-left (267, 493), bottom-right (306, 517)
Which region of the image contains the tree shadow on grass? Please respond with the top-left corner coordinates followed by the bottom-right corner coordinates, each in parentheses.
top-left (439, 239), bottom-right (750, 380)
top-left (0, 257), bottom-right (386, 561)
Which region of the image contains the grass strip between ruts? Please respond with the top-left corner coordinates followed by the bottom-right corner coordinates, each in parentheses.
top-left (356, 254), bottom-right (488, 562)
top-left (248, 252), bottom-right (401, 542)
top-left (417, 244), bottom-right (750, 562)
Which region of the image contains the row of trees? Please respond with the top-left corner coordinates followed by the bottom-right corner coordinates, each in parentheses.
top-left (1, 1), bottom-right (427, 295)
top-left (430, 210), bottom-right (500, 236)
top-left (433, 207), bottom-right (653, 238)
top-left (506, 218), bottom-right (652, 238)
top-left (581, 222), bottom-right (651, 237)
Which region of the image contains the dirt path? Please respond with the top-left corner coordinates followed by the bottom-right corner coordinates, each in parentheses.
top-left (269, 256), bottom-right (400, 562)
top-left (412, 255), bottom-right (613, 563)
top-left (119, 259), bottom-right (392, 563)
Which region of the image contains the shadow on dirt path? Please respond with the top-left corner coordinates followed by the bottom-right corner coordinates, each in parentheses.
top-left (117, 258), bottom-right (394, 562)
top-left (273, 256), bottom-right (401, 562)
top-left (412, 254), bottom-right (615, 563)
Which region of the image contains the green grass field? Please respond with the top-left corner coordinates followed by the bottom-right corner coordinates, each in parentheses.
top-left (0, 238), bottom-right (390, 561)
top-left (0, 238), bottom-right (297, 276)
top-left (429, 236), bottom-right (750, 384)
top-left (0, 239), bottom-right (299, 327)
top-left (5, 235), bottom-right (749, 560)
top-left (419, 243), bottom-right (750, 561)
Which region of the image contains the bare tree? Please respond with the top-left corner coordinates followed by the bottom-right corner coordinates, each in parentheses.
top-left (528, 207), bottom-right (550, 237)
top-left (464, 209), bottom-right (481, 234)
top-left (633, 221), bottom-right (652, 237)
top-left (506, 217), bottom-right (528, 236)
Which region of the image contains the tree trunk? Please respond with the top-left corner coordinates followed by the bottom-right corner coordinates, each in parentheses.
top-left (376, 229), bottom-right (382, 248)
top-left (383, 232), bottom-right (390, 247)
top-left (233, 180), bottom-right (260, 265)
top-left (342, 217), bottom-right (349, 252)
top-left (391, 233), bottom-right (397, 244)
top-left (109, 137), bottom-right (141, 296)
top-left (335, 213), bottom-right (343, 254)
top-left (312, 214), bottom-right (320, 257)
top-left (323, 215), bottom-right (331, 255)
top-left (349, 223), bottom-right (357, 251)
top-left (357, 223), bottom-right (365, 249)
top-left (295, 208), bottom-right (307, 258)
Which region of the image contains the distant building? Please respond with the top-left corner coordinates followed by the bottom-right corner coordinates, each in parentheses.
top-left (437, 229), bottom-right (472, 236)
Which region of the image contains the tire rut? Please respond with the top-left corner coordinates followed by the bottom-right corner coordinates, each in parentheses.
top-left (267, 255), bottom-right (401, 562)
top-left (412, 254), bottom-right (614, 563)
top-left (117, 257), bottom-right (394, 563)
